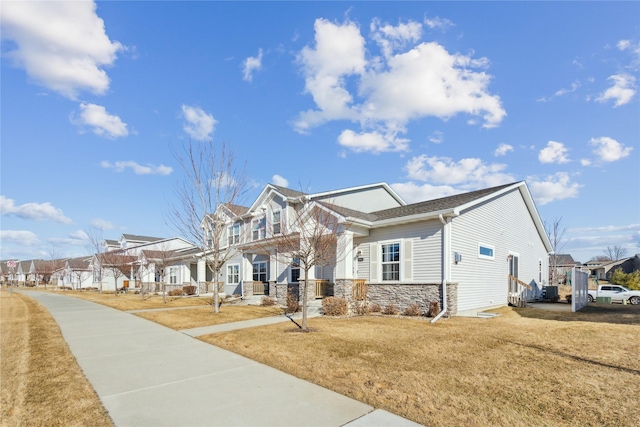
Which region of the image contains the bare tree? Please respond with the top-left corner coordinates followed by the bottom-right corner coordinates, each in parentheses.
top-left (85, 226), bottom-right (105, 292)
top-left (255, 202), bottom-right (344, 331)
top-left (603, 245), bottom-right (628, 261)
top-left (545, 217), bottom-right (567, 285)
top-left (100, 250), bottom-right (135, 294)
top-left (169, 140), bottom-right (247, 313)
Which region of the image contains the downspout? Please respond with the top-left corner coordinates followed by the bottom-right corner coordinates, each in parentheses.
top-left (431, 214), bottom-right (450, 323)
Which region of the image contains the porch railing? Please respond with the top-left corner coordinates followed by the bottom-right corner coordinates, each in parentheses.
top-left (353, 279), bottom-right (367, 301)
top-left (253, 282), bottom-right (266, 295)
top-left (314, 280), bottom-right (328, 299)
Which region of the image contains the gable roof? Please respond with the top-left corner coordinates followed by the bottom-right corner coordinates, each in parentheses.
top-left (370, 182), bottom-right (516, 221)
top-left (270, 184), bottom-right (306, 198)
top-left (551, 254), bottom-right (579, 266)
top-left (121, 234), bottom-right (164, 243)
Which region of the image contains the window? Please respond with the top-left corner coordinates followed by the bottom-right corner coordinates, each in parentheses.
top-left (169, 267), bottom-right (178, 284)
top-left (253, 262), bottom-right (267, 283)
top-left (252, 218), bottom-right (266, 241)
top-left (291, 258), bottom-right (300, 283)
top-left (272, 210), bottom-right (281, 235)
top-left (381, 243), bottom-right (400, 281)
top-left (227, 264), bottom-right (239, 284)
top-left (478, 244), bottom-right (495, 260)
top-left (228, 222), bottom-right (240, 246)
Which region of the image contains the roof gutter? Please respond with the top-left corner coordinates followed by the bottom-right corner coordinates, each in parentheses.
top-left (431, 214), bottom-right (451, 323)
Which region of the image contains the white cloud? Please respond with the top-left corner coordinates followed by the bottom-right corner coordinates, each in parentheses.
top-left (0, 230), bottom-right (41, 246)
top-left (337, 129), bottom-right (409, 153)
top-left (527, 172), bottom-right (581, 205)
top-left (538, 141), bottom-right (570, 164)
top-left (390, 182), bottom-right (459, 204)
top-left (423, 15), bottom-right (454, 31)
top-left (242, 48), bottom-right (263, 82)
top-left (48, 230), bottom-right (89, 246)
top-left (91, 218), bottom-right (116, 230)
top-left (428, 131), bottom-right (444, 144)
top-left (618, 40), bottom-right (631, 51)
top-left (370, 18), bottom-right (422, 59)
top-left (404, 155), bottom-right (514, 187)
top-left (272, 175), bottom-right (289, 187)
top-left (101, 160), bottom-right (173, 175)
top-left (294, 18), bottom-right (505, 153)
top-left (74, 103), bottom-right (128, 138)
top-left (494, 143), bottom-right (514, 157)
top-left (0, 195), bottom-right (72, 223)
top-left (589, 136), bottom-right (633, 162)
top-left (181, 105), bottom-right (216, 141)
top-left (1, 0), bottom-right (122, 99)
top-left (580, 158), bottom-right (592, 166)
top-left (596, 74), bottom-right (636, 107)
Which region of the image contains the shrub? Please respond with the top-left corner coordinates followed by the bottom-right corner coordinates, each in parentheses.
top-left (183, 285), bottom-right (197, 295)
top-left (58, 286), bottom-right (72, 291)
top-left (355, 301), bottom-right (370, 315)
top-left (369, 303), bottom-right (381, 313)
top-left (261, 296), bottom-right (277, 306)
top-left (286, 289), bottom-right (299, 313)
top-left (403, 303), bottom-right (423, 317)
top-left (610, 268), bottom-right (640, 290)
top-left (428, 301), bottom-right (441, 317)
top-left (168, 288), bottom-right (183, 296)
top-left (322, 297), bottom-right (348, 316)
top-left (382, 304), bottom-right (399, 315)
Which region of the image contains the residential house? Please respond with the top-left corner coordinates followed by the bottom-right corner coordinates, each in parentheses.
top-left (63, 256), bottom-right (94, 289)
top-left (549, 254), bottom-right (582, 285)
top-left (92, 236), bottom-right (195, 291)
top-left (589, 255), bottom-right (640, 280)
top-left (208, 181), bottom-right (551, 317)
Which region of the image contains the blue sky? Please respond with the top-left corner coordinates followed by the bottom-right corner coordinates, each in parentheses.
top-left (1, 1), bottom-right (639, 264)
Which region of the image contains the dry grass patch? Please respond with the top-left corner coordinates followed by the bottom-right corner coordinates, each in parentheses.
top-left (26, 289), bottom-right (212, 311)
top-left (135, 305), bottom-right (283, 330)
top-left (201, 305), bottom-right (640, 427)
top-left (0, 290), bottom-right (113, 427)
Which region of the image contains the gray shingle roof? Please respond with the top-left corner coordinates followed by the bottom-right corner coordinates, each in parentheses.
top-left (122, 234), bottom-right (165, 242)
top-left (270, 184), bottom-right (306, 198)
top-left (370, 182), bottom-right (518, 221)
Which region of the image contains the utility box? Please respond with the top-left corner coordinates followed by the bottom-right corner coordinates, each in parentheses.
top-left (542, 286), bottom-right (558, 301)
top-left (596, 296), bottom-right (611, 304)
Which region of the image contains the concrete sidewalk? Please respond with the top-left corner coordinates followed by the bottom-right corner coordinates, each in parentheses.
top-left (25, 291), bottom-right (421, 427)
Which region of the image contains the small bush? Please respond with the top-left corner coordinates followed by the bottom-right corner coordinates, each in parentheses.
top-left (369, 303), bottom-right (381, 313)
top-left (286, 289), bottom-right (299, 313)
top-left (58, 286), bottom-right (72, 291)
top-left (383, 304), bottom-right (399, 315)
top-left (355, 301), bottom-right (370, 315)
top-left (322, 297), bottom-right (348, 316)
top-left (610, 267), bottom-right (640, 290)
top-left (261, 296), bottom-right (277, 306)
top-left (428, 301), bottom-right (441, 317)
top-left (403, 303), bottom-right (423, 317)
top-left (168, 288), bottom-right (184, 296)
top-left (183, 285), bottom-right (197, 295)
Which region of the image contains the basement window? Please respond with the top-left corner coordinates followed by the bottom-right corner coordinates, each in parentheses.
top-left (478, 244), bottom-right (495, 260)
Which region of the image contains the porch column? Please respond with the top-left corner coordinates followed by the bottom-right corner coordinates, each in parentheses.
top-left (335, 231), bottom-right (354, 280)
top-left (197, 258), bottom-right (206, 288)
top-left (241, 253), bottom-right (254, 298)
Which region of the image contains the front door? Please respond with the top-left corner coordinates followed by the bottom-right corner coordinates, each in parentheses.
top-left (253, 262), bottom-right (268, 295)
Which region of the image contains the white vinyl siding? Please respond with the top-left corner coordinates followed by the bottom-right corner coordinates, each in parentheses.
top-left (451, 188), bottom-right (549, 313)
top-left (357, 221), bottom-right (439, 283)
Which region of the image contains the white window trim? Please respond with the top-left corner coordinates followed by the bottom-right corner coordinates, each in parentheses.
top-left (380, 240), bottom-right (401, 282)
top-left (228, 222), bottom-right (240, 246)
top-left (227, 264), bottom-right (240, 284)
top-left (478, 243), bottom-right (495, 260)
top-left (272, 210), bottom-right (281, 235)
top-left (252, 217), bottom-right (266, 241)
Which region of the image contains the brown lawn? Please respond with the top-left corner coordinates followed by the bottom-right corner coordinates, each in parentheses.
top-left (201, 304), bottom-right (640, 427)
top-left (135, 305), bottom-right (283, 329)
top-left (0, 290), bottom-right (113, 427)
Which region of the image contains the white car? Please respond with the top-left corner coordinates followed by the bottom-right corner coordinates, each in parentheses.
top-left (587, 285), bottom-right (640, 304)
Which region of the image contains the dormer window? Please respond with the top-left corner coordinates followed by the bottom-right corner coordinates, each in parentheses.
top-left (272, 210), bottom-right (281, 235)
top-left (252, 217), bottom-right (266, 241)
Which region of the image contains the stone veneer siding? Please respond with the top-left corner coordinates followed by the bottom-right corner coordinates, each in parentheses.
top-left (242, 281), bottom-right (255, 298)
top-left (331, 281), bottom-right (457, 316)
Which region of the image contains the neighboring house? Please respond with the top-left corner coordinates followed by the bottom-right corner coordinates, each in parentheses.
top-left (92, 236), bottom-right (195, 291)
top-left (549, 254), bottom-right (582, 285)
top-left (590, 255), bottom-right (640, 280)
top-left (64, 256), bottom-right (94, 289)
top-left (0, 259), bottom-right (19, 283)
top-left (210, 181), bottom-right (551, 317)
